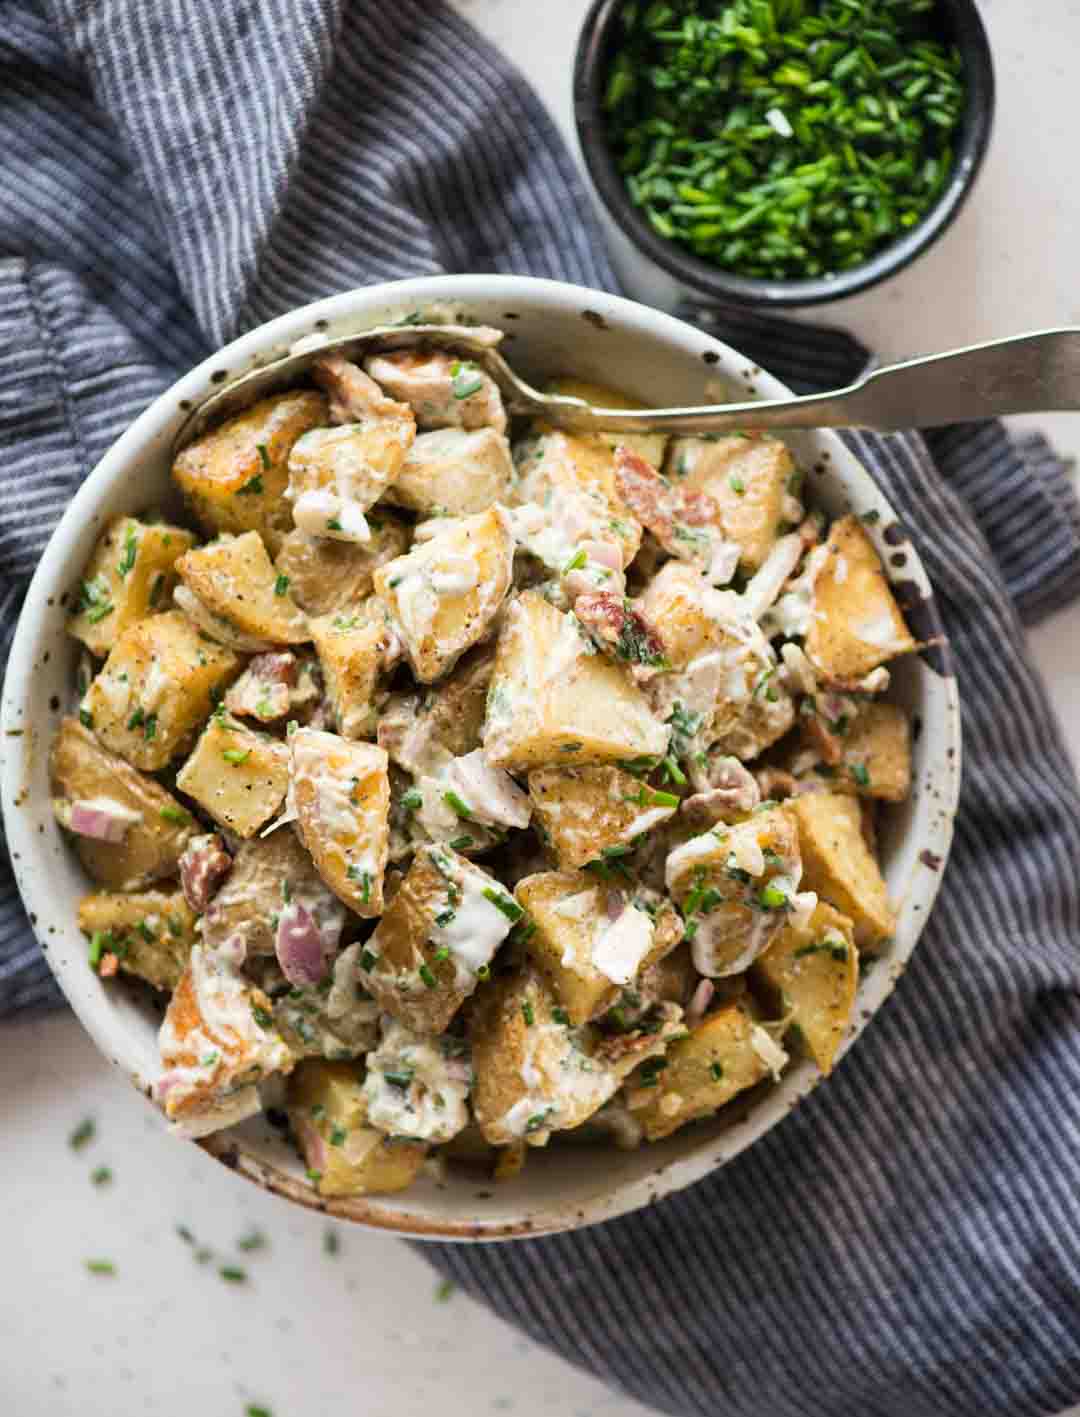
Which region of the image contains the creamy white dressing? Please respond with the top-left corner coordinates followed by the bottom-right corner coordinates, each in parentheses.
top-left (426, 856), bottom-right (515, 988)
top-left (665, 828), bottom-right (724, 890)
top-left (292, 488), bottom-right (372, 543)
top-left (362, 1017), bottom-right (469, 1143)
top-left (591, 905), bottom-right (654, 986)
top-left (441, 749), bottom-right (531, 829)
top-left (750, 1023), bottom-right (789, 1081)
top-left (853, 609), bottom-right (906, 649)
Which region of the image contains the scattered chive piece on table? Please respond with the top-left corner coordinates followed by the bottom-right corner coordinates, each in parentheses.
top-left (91, 1165), bottom-right (112, 1187)
top-left (69, 1118), bottom-right (95, 1150)
top-left (220, 1265), bottom-right (247, 1283)
top-left (246, 1405), bottom-right (273, 1417)
top-left (237, 1229), bottom-right (266, 1252)
top-left (324, 1228), bottom-right (340, 1256)
top-left (602, 0), bottom-right (966, 281)
top-left (435, 1278), bottom-right (456, 1302)
top-left (86, 1259), bottom-right (115, 1276)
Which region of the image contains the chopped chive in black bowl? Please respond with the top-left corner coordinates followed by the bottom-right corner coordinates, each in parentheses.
top-left (575, 0), bottom-right (994, 306)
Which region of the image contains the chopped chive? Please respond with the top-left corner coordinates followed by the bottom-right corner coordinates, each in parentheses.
top-left (419, 963), bottom-right (438, 989)
top-left (359, 948), bottom-right (378, 972)
top-left (223, 747), bottom-right (251, 766)
top-left (117, 524), bottom-right (138, 578)
top-left (69, 1118), bottom-right (95, 1150)
top-left (562, 548), bottom-right (588, 574)
top-left (435, 1278), bottom-right (456, 1302)
top-left (552, 1007), bottom-right (571, 1026)
top-left (91, 1164), bottom-right (112, 1186)
top-left (79, 708), bottom-right (94, 729)
top-left (85, 1259), bottom-right (115, 1276)
top-left (329, 1126), bottom-right (346, 1147)
top-left (236, 475), bottom-right (263, 496)
top-left (323, 1228), bottom-right (339, 1257)
top-left (256, 444), bottom-right (271, 471)
top-left (237, 1229), bottom-right (266, 1252)
top-left (710, 1063), bottom-right (724, 1082)
top-left (850, 761), bottom-right (871, 787)
top-left (522, 1002), bottom-right (535, 1027)
top-left (443, 790), bottom-right (472, 819)
top-left (401, 788), bottom-right (423, 812)
top-left (160, 804), bottom-right (188, 825)
top-left (273, 574), bottom-right (289, 596)
top-left (449, 835), bottom-right (474, 851)
top-left (482, 888), bottom-right (522, 922)
top-left (219, 1265), bottom-right (247, 1283)
top-left (251, 1004), bottom-right (274, 1030)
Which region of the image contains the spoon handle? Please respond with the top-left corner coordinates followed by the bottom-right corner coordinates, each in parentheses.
top-left (547, 328), bottom-right (1080, 436)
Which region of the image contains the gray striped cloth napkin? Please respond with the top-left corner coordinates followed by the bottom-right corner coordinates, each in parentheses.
top-left (2, 4), bottom-right (1079, 1415)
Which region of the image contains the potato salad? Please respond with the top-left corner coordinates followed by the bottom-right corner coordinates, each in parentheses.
top-left (51, 324), bottom-right (919, 1198)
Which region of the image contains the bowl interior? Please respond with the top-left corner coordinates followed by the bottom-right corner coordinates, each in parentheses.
top-left (1, 275), bottom-right (960, 1238)
top-left (574, 0), bottom-right (995, 307)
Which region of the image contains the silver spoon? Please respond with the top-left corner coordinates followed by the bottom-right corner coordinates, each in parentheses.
top-left (173, 324), bottom-right (1080, 452)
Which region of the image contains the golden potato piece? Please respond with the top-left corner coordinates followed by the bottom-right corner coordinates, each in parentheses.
top-left (290, 729), bottom-right (390, 916)
top-left (68, 517), bottom-right (196, 656)
top-left (837, 702), bottom-right (912, 802)
top-left (176, 711), bottom-right (289, 838)
top-left (50, 717), bottom-right (196, 890)
top-left (483, 592), bottom-right (669, 771)
top-left (374, 506), bottom-right (514, 683)
top-left (667, 433), bottom-right (795, 571)
top-left (637, 560), bottom-right (718, 670)
top-left (309, 599), bottom-right (395, 740)
top-left (377, 644), bottom-right (493, 777)
top-left (514, 427), bottom-right (642, 564)
top-left (362, 844), bottom-right (517, 1035)
top-left (516, 871), bottom-right (681, 1025)
top-left (789, 791), bottom-right (895, 947)
top-left (175, 531), bottom-right (308, 647)
top-left (543, 376), bottom-right (667, 470)
top-left (287, 406), bottom-right (414, 541)
top-left (172, 390), bottom-right (328, 554)
top-left (627, 1002), bottom-right (771, 1141)
top-left (201, 826), bottom-right (342, 959)
top-left (273, 514), bottom-right (410, 617)
top-left (665, 806), bottom-right (804, 977)
top-left (528, 764), bottom-right (679, 870)
top-left (78, 888), bottom-right (196, 991)
top-left (390, 427), bottom-right (513, 516)
top-left (470, 966), bottom-right (680, 1147)
top-left (754, 902), bottom-right (858, 1074)
top-left (806, 516), bottom-right (917, 681)
top-left (157, 945), bottom-right (293, 1126)
top-left (81, 611), bottom-right (239, 771)
top-left (287, 1060), bottom-right (426, 1198)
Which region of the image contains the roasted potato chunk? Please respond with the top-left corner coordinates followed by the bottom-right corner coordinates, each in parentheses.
top-left (513, 427), bottom-right (643, 564)
top-left (754, 902), bottom-right (858, 1074)
top-left (175, 711), bottom-right (289, 838)
top-left (309, 599), bottom-right (396, 740)
top-left (78, 888), bottom-right (196, 991)
top-left (627, 1002), bottom-right (773, 1141)
top-left (273, 514), bottom-right (409, 616)
top-left (527, 764), bottom-right (679, 870)
top-left (374, 506), bottom-right (514, 683)
top-left (175, 531), bottom-right (308, 648)
top-left (483, 592), bottom-right (668, 771)
top-left (470, 967), bottom-right (681, 1146)
top-left (50, 717), bottom-right (196, 889)
top-left (789, 792), bottom-right (896, 947)
top-left (68, 517), bottom-right (196, 656)
top-left (666, 433), bottom-right (796, 571)
top-left (362, 844), bottom-right (518, 1035)
top-left (665, 806), bottom-right (809, 977)
top-left (156, 945), bottom-right (293, 1131)
top-left (793, 701), bottom-right (913, 802)
top-left (82, 611), bottom-right (239, 770)
top-left (290, 729), bottom-right (390, 916)
top-left (390, 428), bottom-right (513, 516)
top-left (806, 516), bottom-right (917, 681)
top-left (377, 645), bottom-right (493, 777)
top-left (287, 1060), bottom-right (426, 1198)
top-left (287, 404), bottom-right (414, 542)
top-left (516, 871), bottom-right (682, 1025)
top-left (172, 391), bottom-right (328, 554)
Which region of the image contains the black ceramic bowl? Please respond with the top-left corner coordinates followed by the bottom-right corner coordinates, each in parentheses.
top-left (574, 0), bottom-right (995, 307)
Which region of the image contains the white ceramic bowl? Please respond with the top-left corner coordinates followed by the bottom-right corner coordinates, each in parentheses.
top-left (1, 275), bottom-right (960, 1240)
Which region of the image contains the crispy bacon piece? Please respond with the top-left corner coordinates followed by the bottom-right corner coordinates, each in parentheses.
top-left (573, 591), bottom-right (667, 671)
top-left (225, 652), bottom-right (298, 722)
top-left (614, 446), bottom-right (721, 563)
top-left (179, 833), bottom-right (233, 913)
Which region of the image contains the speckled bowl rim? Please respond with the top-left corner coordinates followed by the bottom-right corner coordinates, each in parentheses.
top-left (1, 274), bottom-right (961, 1241)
